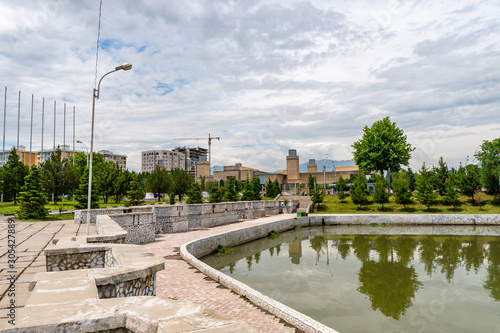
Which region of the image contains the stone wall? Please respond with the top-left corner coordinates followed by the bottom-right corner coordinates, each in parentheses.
top-left (76, 200), bottom-right (299, 234)
top-left (108, 212), bottom-right (156, 244)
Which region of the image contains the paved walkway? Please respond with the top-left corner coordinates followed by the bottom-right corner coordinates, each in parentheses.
top-left (0, 215), bottom-right (299, 332)
top-left (144, 214), bottom-right (298, 333)
top-left (0, 218), bottom-right (96, 327)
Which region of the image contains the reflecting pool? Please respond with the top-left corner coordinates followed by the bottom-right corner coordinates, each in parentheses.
top-left (201, 226), bottom-right (500, 332)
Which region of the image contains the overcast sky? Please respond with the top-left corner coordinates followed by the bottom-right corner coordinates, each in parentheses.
top-left (1, 0), bottom-right (499, 172)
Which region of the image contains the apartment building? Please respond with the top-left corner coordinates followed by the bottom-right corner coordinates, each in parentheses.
top-left (141, 150), bottom-right (186, 172)
top-left (172, 146), bottom-right (208, 176)
top-left (100, 150), bottom-right (127, 170)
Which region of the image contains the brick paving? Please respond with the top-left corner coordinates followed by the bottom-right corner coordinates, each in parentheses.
top-left (144, 214), bottom-right (298, 332)
top-left (0, 218), bottom-right (96, 327)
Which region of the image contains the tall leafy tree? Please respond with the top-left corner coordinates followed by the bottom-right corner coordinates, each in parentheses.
top-left (393, 171), bottom-right (412, 210)
top-left (406, 168), bottom-right (416, 191)
top-left (352, 117), bottom-right (415, 176)
top-left (350, 173), bottom-right (369, 208)
top-left (241, 177), bottom-right (254, 201)
top-left (145, 166), bottom-right (171, 200)
top-left (455, 164), bottom-right (481, 202)
top-left (17, 166), bottom-right (49, 219)
top-left (94, 161), bottom-right (119, 203)
top-left (475, 138), bottom-right (500, 195)
top-left (432, 157), bottom-right (449, 196)
top-left (308, 174), bottom-right (316, 190)
top-left (113, 170), bottom-right (132, 203)
top-left (415, 163), bottom-right (438, 210)
top-left (40, 146), bottom-right (77, 203)
top-left (171, 168), bottom-right (192, 201)
top-left (373, 176), bottom-right (389, 210)
top-left (2, 147), bottom-right (29, 204)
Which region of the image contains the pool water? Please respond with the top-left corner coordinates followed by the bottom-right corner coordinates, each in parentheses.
top-left (201, 226), bottom-right (500, 333)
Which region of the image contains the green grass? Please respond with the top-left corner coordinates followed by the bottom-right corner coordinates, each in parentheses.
top-left (16, 213), bottom-right (75, 222)
top-left (314, 193), bottom-right (500, 214)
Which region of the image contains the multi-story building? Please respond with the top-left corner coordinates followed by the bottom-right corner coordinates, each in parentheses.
top-left (172, 146), bottom-right (208, 177)
top-left (100, 150), bottom-right (127, 170)
top-left (37, 145), bottom-right (78, 165)
top-left (0, 145), bottom-right (38, 167)
top-left (141, 150), bottom-right (186, 173)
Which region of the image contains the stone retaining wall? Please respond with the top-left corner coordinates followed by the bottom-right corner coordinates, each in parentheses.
top-left (75, 200), bottom-right (299, 234)
top-left (108, 212), bottom-right (156, 244)
top-left (180, 213), bottom-right (500, 333)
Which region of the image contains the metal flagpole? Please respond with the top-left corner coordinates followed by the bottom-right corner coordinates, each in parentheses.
top-left (17, 91), bottom-right (20, 151)
top-left (1, 86), bottom-right (6, 203)
top-left (41, 97), bottom-right (44, 164)
top-left (73, 106), bottom-right (75, 168)
top-left (63, 103), bottom-right (66, 155)
top-left (2, 86), bottom-right (6, 169)
top-left (29, 94), bottom-right (34, 168)
top-left (53, 100), bottom-right (56, 151)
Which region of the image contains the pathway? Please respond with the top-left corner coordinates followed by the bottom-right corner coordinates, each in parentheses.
top-left (144, 214), bottom-right (298, 332)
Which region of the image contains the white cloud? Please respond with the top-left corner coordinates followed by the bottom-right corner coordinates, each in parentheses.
top-left (0, 0), bottom-right (499, 172)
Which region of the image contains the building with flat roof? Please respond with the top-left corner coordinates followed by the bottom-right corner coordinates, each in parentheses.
top-left (172, 146), bottom-right (208, 177)
top-left (141, 150), bottom-right (186, 172)
top-left (209, 149), bottom-right (362, 193)
top-left (100, 150), bottom-right (127, 170)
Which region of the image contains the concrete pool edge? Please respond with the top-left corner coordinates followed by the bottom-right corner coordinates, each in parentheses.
top-left (179, 214), bottom-right (500, 333)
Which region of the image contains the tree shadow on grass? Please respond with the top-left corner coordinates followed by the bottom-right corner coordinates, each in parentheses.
top-left (377, 206), bottom-right (395, 213)
top-left (397, 207), bottom-right (417, 213)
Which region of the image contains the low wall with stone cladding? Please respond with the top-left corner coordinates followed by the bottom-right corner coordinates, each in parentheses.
top-left (76, 200), bottom-right (299, 234)
top-left (107, 212), bottom-right (156, 244)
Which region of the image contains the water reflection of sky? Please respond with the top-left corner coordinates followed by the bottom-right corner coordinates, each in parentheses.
top-left (201, 226), bottom-right (500, 333)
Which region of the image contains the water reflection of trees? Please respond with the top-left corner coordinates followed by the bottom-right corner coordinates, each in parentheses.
top-left (306, 234), bottom-right (500, 318)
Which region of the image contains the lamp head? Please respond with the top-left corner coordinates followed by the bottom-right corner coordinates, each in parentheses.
top-left (115, 63), bottom-right (133, 71)
top-left (77, 140), bottom-right (82, 143)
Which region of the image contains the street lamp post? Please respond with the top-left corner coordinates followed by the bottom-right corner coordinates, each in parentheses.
top-left (332, 161), bottom-right (336, 193)
top-left (87, 63), bottom-right (132, 235)
top-left (77, 140), bottom-right (89, 167)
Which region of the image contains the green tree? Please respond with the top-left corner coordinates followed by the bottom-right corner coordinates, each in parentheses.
top-left (241, 177), bottom-right (254, 201)
top-left (17, 166), bottom-right (49, 219)
top-left (169, 192), bottom-right (175, 205)
top-left (171, 168), bottom-right (192, 201)
top-left (455, 164), bottom-right (481, 202)
top-left (74, 168), bottom-right (99, 209)
top-left (223, 178), bottom-right (238, 202)
top-left (442, 177), bottom-right (461, 210)
top-left (40, 146), bottom-right (77, 203)
top-left (432, 157), bottom-right (449, 196)
top-left (264, 178), bottom-right (280, 198)
top-left (94, 161), bottom-right (119, 204)
top-left (146, 166), bottom-right (171, 200)
top-left (208, 182), bottom-right (222, 203)
top-left (310, 189), bottom-right (324, 211)
top-left (308, 174), bottom-right (316, 190)
top-left (475, 138), bottom-right (500, 195)
top-left (186, 182), bottom-right (203, 204)
top-left (415, 163), bottom-right (437, 210)
top-left (336, 176), bottom-right (348, 201)
top-left (393, 171), bottom-right (412, 210)
top-left (373, 176), bottom-right (389, 210)
top-left (406, 167), bottom-right (416, 191)
top-left (126, 174), bottom-right (145, 206)
top-left (113, 170), bottom-right (132, 203)
top-left (352, 117), bottom-right (415, 177)
top-left (2, 147), bottom-right (29, 204)
top-left (251, 177), bottom-right (262, 200)
top-left (350, 173), bottom-right (369, 208)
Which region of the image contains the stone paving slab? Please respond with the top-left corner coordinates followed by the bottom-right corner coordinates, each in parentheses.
top-left (144, 214), bottom-right (298, 333)
top-left (0, 219), bottom-right (96, 328)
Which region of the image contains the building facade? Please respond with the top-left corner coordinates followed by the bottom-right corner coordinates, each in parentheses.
top-left (209, 149), bottom-right (362, 193)
top-left (172, 146), bottom-right (208, 177)
top-left (141, 150), bottom-right (186, 172)
top-left (100, 150), bottom-right (127, 170)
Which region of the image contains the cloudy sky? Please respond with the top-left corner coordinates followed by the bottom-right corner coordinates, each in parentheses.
top-left (1, 0), bottom-right (499, 172)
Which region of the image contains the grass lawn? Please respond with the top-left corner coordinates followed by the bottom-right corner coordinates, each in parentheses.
top-left (315, 193), bottom-right (500, 214)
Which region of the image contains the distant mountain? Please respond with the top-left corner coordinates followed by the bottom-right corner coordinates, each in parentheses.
top-left (299, 159), bottom-right (355, 172)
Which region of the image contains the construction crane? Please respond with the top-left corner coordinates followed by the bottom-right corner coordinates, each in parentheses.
top-left (173, 133), bottom-right (220, 164)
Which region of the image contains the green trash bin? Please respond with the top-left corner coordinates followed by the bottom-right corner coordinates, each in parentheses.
top-left (297, 212), bottom-right (303, 217)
